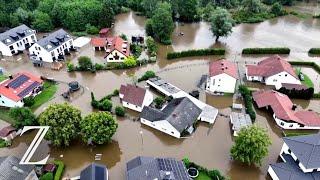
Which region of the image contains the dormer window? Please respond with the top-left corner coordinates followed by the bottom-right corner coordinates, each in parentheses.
top-left (47, 45), bottom-right (52, 49)
top-left (5, 39), bottom-right (11, 43)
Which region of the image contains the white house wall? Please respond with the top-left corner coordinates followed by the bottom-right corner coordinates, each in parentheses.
top-left (0, 33), bottom-right (37, 56)
top-left (206, 73), bottom-right (237, 93)
top-left (0, 94), bottom-right (23, 108)
top-left (142, 90), bottom-right (153, 107)
top-left (267, 166), bottom-right (280, 180)
top-left (273, 114), bottom-right (320, 130)
top-left (105, 49), bottom-right (127, 63)
top-left (140, 118), bottom-right (181, 138)
top-left (122, 101), bottom-right (143, 112)
top-left (265, 72), bottom-right (301, 89)
top-left (0, 42), bottom-right (11, 56)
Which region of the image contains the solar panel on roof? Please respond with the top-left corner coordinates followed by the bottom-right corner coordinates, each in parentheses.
top-left (8, 75), bottom-right (30, 89)
top-left (18, 82), bottom-right (39, 98)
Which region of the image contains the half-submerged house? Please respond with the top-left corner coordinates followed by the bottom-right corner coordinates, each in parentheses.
top-left (246, 55), bottom-right (300, 89)
top-left (268, 133), bottom-right (320, 180)
top-left (140, 97), bottom-right (202, 138)
top-left (253, 90), bottom-right (320, 129)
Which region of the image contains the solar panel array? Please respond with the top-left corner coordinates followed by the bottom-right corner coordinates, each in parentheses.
top-left (8, 75), bottom-right (30, 89)
top-left (157, 158), bottom-right (189, 180)
top-left (17, 82), bottom-right (39, 98)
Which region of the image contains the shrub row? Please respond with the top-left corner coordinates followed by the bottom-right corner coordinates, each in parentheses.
top-left (166, 48), bottom-right (225, 60)
top-left (138, 71), bottom-right (156, 82)
top-left (278, 87), bottom-right (314, 100)
top-left (309, 48), bottom-right (320, 55)
top-left (242, 47), bottom-right (290, 54)
top-left (91, 90), bottom-right (119, 112)
top-left (313, 93), bottom-right (320, 98)
top-left (53, 160), bottom-right (65, 180)
top-left (289, 61), bottom-right (320, 74)
top-left (182, 158), bottom-right (226, 180)
top-left (238, 85), bottom-right (256, 122)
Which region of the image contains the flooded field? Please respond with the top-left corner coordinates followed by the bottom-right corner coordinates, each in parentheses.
top-left (1, 7), bottom-right (320, 180)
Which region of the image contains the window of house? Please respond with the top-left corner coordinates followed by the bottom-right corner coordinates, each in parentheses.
top-left (289, 124), bottom-right (293, 127)
top-left (171, 132), bottom-right (174, 134)
top-left (280, 122), bottom-right (284, 126)
top-left (162, 128), bottom-right (166, 131)
top-left (121, 57), bottom-right (124, 60)
top-left (20, 42), bottom-right (22, 45)
top-left (288, 149), bottom-right (291, 153)
top-left (273, 79), bottom-right (277, 82)
top-left (9, 46), bottom-right (13, 50)
top-left (51, 52), bottom-right (55, 57)
top-left (1, 101), bottom-right (4, 104)
top-left (279, 74), bottom-right (281, 76)
top-left (109, 58), bottom-right (113, 60)
top-left (285, 74), bottom-right (288, 77)
top-left (127, 102), bottom-right (129, 105)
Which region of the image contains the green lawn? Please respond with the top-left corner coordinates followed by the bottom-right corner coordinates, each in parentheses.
top-left (196, 171), bottom-right (211, 180)
top-left (0, 75), bottom-right (7, 82)
top-left (29, 81), bottom-right (58, 111)
top-left (0, 108), bottom-right (15, 124)
top-left (284, 131), bottom-right (316, 137)
top-left (301, 73), bottom-right (314, 88)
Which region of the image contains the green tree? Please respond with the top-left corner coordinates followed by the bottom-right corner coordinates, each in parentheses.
top-left (146, 36), bottom-right (158, 56)
top-left (243, 0), bottom-right (266, 14)
top-left (231, 126), bottom-right (271, 165)
top-left (86, 24), bottom-right (99, 35)
top-left (32, 10), bottom-right (54, 32)
top-left (40, 172), bottom-right (53, 180)
top-left (271, 2), bottom-right (285, 16)
top-left (154, 96), bottom-right (165, 109)
top-left (9, 107), bottom-right (36, 128)
top-left (210, 8), bottom-right (233, 41)
top-left (80, 112), bottom-right (118, 145)
top-left (115, 106), bottom-right (126, 116)
top-left (148, 2), bottom-right (174, 44)
top-left (38, 103), bottom-right (82, 147)
top-left (14, 8), bottom-right (33, 26)
top-left (142, 0), bottom-right (158, 17)
top-left (99, 99), bottom-right (113, 111)
top-left (78, 56), bottom-right (93, 70)
top-left (177, 0), bottom-right (199, 22)
top-left (123, 56), bottom-right (137, 67)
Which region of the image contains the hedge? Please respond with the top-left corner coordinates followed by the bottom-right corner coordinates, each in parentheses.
top-left (166, 48), bottom-right (225, 59)
top-left (289, 61), bottom-right (320, 74)
top-left (54, 160), bottom-right (65, 180)
top-left (238, 85), bottom-right (256, 122)
top-left (313, 93), bottom-right (320, 98)
top-left (309, 48), bottom-right (320, 55)
top-left (242, 48), bottom-right (290, 54)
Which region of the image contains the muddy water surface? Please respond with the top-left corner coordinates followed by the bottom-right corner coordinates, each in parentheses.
top-left (1, 10), bottom-right (320, 180)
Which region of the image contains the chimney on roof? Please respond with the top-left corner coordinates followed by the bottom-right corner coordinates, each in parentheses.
top-left (292, 104), bottom-right (297, 111)
top-left (9, 75), bottom-right (13, 79)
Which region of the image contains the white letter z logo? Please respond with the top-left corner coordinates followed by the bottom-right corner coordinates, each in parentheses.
top-left (19, 126), bottom-right (50, 165)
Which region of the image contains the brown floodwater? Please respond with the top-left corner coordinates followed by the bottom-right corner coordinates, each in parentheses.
top-left (1, 10), bottom-right (320, 180)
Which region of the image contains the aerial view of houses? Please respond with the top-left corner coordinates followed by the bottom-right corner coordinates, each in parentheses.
top-left (0, 0), bottom-right (320, 180)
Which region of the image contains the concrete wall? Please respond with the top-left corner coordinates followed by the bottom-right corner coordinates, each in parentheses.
top-left (206, 73), bottom-right (237, 93)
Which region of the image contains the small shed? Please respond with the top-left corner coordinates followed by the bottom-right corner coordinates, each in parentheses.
top-left (198, 105), bottom-right (219, 124)
top-left (230, 112), bottom-right (252, 136)
top-left (0, 125), bottom-right (16, 141)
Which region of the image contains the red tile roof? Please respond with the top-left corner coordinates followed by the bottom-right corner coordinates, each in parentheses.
top-left (0, 126), bottom-right (15, 137)
top-left (246, 55), bottom-right (298, 79)
top-left (0, 72), bottom-right (43, 102)
top-left (90, 37), bottom-right (106, 47)
top-left (120, 84), bottom-right (146, 106)
top-left (105, 36), bottom-right (130, 57)
top-left (253, 90), bottom-right (320, 126)
top-left (209, 59), bottom-right (238, 79)
top-left (99, 28), bottom-right (110, 34)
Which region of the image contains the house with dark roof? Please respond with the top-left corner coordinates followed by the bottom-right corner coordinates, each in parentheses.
top-left (119, 84), bottom-right (153, 112)
top-left (104, 36), bottom-right (130, 62)
top-left (0, 156), bottom-right (38, 180)
top-left (246, 55), bottom-right (301, 89)
top-left (0, 24), bottom-right (37, 56)
top-left (268, 134), bottom-right (320, 180)
top-left (0, 72), bottom-right (43, 108)
top-left (140, 97), bottom-right (201, 138)
top-left (80, 163), bottom-right (108, 180)
top-left (206, 59), bottom-right (239, 94)
top-left (126, 156), bottom-right (189, 180)
top-left (253, 90), bottom-right (320, 129)
top-left (29, 29), bottom-right (74, 63)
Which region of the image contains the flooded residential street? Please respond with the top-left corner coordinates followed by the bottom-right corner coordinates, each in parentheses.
top-left (1, 7), bottom-right (320, 180)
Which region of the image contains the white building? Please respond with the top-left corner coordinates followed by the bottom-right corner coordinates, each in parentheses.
top-left (246, 55), bottom-right (301, 89)
top-left (253, 90), bottom-right (320, 130)
top-left (206, 59), bottom-right (238, 94)
top-left (0, 24), bottom-right (37, 56)
top-left (119, 84), bottom-right (153, 112)
top-left (0, 72), bottom-right (43, 108)
top-left (104, 36), bottom-right (130, 63)
top-left (29, 29), bottom-right (74, 63)
top-left (140, 97), bottom-right (202, 138)
top-left (268, 134), bottom-right (320, 180)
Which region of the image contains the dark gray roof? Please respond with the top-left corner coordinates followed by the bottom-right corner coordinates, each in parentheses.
top-left (0, 156), bottom-right (35, 180)
top-left (126, 156), bottom-right (189, 180)
top-left (0, 24), bottom-right (34, 45)
top-left (270, 154), bottom-right (320, 180)
top-left (36, 29), bottom-right (71, 52)
top-left (283, 133), bottom-right (320, 169)
top-left (80, 163), bottom-right (108, 180)
top-left (140, 97), bottom-right (201, 133)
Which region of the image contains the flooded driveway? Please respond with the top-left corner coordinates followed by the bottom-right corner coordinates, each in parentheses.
top-left (1, 8), bottom-right (320, 180)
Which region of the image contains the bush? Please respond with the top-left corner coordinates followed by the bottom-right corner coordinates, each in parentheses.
top-left (9, 107), bottom-right (37, 128)
top-left (54, 160), bottom-right (64, 180)
top-left (113, 89), bottom-right (119, 96)
top-left (313, 93), bottom-right (320, 98)
top-left (115, 106), bottom-right (126, 116)
top-left (23, 96), bottom-right (35, 107)
top-left (154, 96), bottom-right (165, 109)
top-left (0, 139), bottom-right (9, 148)
top-left (40, 172), bottom-right (53, 180)
top-left (238, 85), bottom-right (256, 121)
top-left (130, 44), bottom-right (143, 58)
top-left (99, 99), bottom-right (113, 112)
top-left (86, 24), bottom-right (99, 35)
top-left (123, 56), bottom-right (137, 67)
top-left (138, 71), bottom-right (156, 82)
top-left (232, 10), bottom-right (274, 24)
top-left (78, 56), bottom-right (93, 70)
top-left (66, 62), bottom-right (75, 72)
top-left (309, 48), bottom-right (320, 55)
top-left (72, 31), bottom-right (87, 37)
top-left (271, 2), bottom-right (286, 16)
top-left (242, 47), bottom-right (290, 54)
top-left (120, 33), bottom-right (128, 41)
top-left (146, 36), bottom-right (158, 56)
top-left (167, 48), bottom-right (225, 59)
top-left (289, 61), bottom-right (320, 74)
top-left (94, 63), bottom-right (105, 70)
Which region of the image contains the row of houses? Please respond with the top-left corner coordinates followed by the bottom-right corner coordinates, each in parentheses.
top-left (0, 24), bottom-right (75, 63)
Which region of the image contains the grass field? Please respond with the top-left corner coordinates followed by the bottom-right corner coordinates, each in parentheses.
top-left (195, 172), bottom-right (211, 180)
top-left (29, 81), bottom-right (58, 111)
